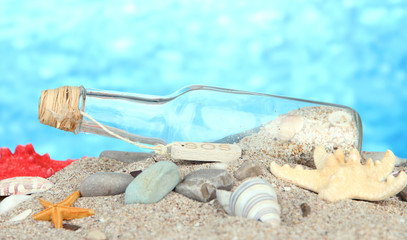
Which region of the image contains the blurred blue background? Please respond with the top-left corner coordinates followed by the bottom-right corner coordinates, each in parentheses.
top-left (1, 0), bottom-right (406, 160)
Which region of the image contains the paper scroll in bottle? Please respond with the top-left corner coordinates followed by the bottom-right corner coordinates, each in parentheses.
top-left (170, 142), bottom-right (241, 162)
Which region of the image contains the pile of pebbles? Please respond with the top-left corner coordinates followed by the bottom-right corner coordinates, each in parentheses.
top-left (80, 151), bottom-right (265, 204)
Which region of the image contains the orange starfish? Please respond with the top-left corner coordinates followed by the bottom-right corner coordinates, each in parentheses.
top-left (32, 191), bottom-right (94, 228)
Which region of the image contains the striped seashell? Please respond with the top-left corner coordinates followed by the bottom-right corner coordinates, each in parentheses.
top-left (0, 177), bottom-right (54, 196)
top-left (216, 178), bottom-right (281, 227)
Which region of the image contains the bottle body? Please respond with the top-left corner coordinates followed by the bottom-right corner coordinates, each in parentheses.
top-left (39, 85), bottom-right (362, 166)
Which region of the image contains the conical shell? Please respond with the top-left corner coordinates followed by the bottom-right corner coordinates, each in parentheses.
top-left (216, 178), bottom-right (281, 227)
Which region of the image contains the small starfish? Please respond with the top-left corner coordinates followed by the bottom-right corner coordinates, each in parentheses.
top-left (32, 191), bottom-right (94, 228)
top-left (270, 146), bottom-right (407, 202)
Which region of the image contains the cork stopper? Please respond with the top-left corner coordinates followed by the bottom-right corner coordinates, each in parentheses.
top-left (38, 86), bottom-right (83, 132)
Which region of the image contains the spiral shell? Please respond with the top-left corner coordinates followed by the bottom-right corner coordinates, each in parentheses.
top-left (216, 178), bottom-right (281, 227)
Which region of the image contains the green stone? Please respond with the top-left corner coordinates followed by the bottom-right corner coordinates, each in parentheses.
top-left (124, 161), bottom-right (181, 204)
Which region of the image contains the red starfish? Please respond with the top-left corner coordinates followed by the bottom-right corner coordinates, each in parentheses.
top-left (0, 144), bottom-right (76, 180)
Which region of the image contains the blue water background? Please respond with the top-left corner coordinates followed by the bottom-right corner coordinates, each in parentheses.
top-left (1, 0), bottom-right (406, 160)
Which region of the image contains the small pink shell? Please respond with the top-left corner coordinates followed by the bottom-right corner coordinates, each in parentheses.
top-left (0, 177), bottom-right (54, 196)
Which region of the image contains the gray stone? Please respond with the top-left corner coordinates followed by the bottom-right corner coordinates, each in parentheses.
top-left (398, 187), bottom-right (407, 201)
top-left (100, 151), bottom-right (154, 163)
top-left (175, 169), bottom-right (233, 202)
top-left (80, 172), bottom-right (134, 197)
top-left (397, 171), bottom-right (407, 201)
top-left (125, 161), bottom-right (181, 204)
top-left (233, 161), bottom-right (263, 180)
top-left (130, 170), bottom-right (142, 178)
top-left (300, 203), bottom-right (311, 217)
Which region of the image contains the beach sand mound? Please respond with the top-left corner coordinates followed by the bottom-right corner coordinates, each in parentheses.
top-left (1, 154), bottom-right (406, 240)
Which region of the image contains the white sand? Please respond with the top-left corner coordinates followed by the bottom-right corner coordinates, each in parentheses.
top-left (239, 106), bottom-right (359, 168)
top-left (1, 152), bottom-right (406, 240)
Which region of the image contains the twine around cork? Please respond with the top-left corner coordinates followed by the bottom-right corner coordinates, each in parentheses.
top-left (38, 86), bottom-right (171, 155)
top-left (38, 86), bottom-right (83, 132)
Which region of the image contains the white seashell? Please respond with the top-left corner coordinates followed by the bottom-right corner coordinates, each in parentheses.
top-left (216, 178), bottom-right (281, 227)
top-left (328, 111), bottom-right (352, 127)
top-left (0, 195), bottom-right (32, 215)
top-left (216, 189), bottom-right (232, 214)
top-left (0, 177), bottom-right (54, 196)
top-left (277, 115), bottom-right (304, 141)
top-left (9, 209), bottom-right (32, 222)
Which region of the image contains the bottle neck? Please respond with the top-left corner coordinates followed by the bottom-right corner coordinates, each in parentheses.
top-left (76, 87), bottom-right (168, 145)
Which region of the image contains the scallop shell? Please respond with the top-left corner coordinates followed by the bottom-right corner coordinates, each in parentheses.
top-left (277, 115), bottom-right (304, 141)
top-left (0, 177), bottom-right (54, 196)
top-left (216, 178), bottom-right (281, 227)
top-left (328, 111), bottom-right (352, 127)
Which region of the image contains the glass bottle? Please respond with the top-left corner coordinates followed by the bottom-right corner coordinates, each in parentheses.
top-left (38, 85), bottom-right (362, 166)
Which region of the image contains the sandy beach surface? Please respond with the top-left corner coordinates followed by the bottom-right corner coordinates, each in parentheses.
top-left (1, 151), bottom-right (407, 240)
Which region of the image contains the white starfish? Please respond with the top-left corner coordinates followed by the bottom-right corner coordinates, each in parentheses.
top-left (270, 146), bottom-right (407, 202)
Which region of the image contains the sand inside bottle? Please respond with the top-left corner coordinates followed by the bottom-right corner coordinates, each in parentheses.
top-left (238, 105), bottom-right (359, 167)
